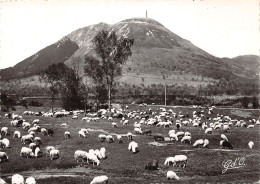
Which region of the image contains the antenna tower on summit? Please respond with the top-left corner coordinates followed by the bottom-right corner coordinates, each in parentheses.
top-left (146, 10), bottom-right (147, 18)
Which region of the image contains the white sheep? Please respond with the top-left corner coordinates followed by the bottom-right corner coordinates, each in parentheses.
top-left (90, 175), bottom-right (108, 184)
top-left (25, 176), bottom-right (36, 184)
top-left (184, 132), bottom-right (191, 137)
top-left (221, 134), bottom-right (228, 141)
top-left (203, 139), bottom-right (209, 148)
top-left (134, 127), bottom-right (142, 134)
top-left (173, 155), bottom-right (188, 168)
top-left (106, 135), bottom-right (114, 143)
top-left (0, 178), bottom-right (7, 184)
top-left (88, 153), bottom-right (100, 166)
top-left (134, 122), bottom-right (141, 129)
top-left (247, 125), bottom-right (254, 128)
top-left (94, 149), bottom-right (102, 160)
top-left (34, 147), bottom-right (40, 158)
top-left (1, 127), bottom-right (8, 136)
top-left (128, 141), bottom-right (138, 153)
top-left (23, 122), bottom-right (31, 130)
top-left (169, 133), bottom-right (178, 141)
top-left (21, 135), bottom-right (34, 144)
top-left (98, 134), bottom-right (107, 142)
top-left (205, 128), bottom-right (213, 134)
top-left (11, 174), bottom-right (24, 184)
top-left (193, 139), bottom-right (204, 148)
top-left (112, 122), bottom-right (118, 128)
top-left (46, 146), bottom-right (55, 157)
top-left (34, 137), bottom-right (42, 145)
top-left (164, 157), bottom-right (175, 166)
top-left (0, 138), bottom-right (10, 148)
top-left (248, 141), bottom-right (254, 150)
top-left (181, 136), bottom-right (191, 144)
top-left (74, 150), bottom-right (89, 162)
top-left (123, 120), bottom-right (129, 125)
top-left (176, 131), bottom-right (184, 139)
top-left (64, 131), bottom-right (70, 139)
top-left (20, 147), bottom-right (35, 158)
top-left (0, 151), bottom-right (9, 162)
top-left (13, 130), bottom-right (21, 138)
top-left (50, 149), bottom-right (59, 160)
top-left (127, 132), bottom-right (133, 140)
top-left (168, 129), bottom-right (176, 136)
top-left (79, 130), bottom-right (87, 138)
top-left (117, 135), bottom-right (123, 143)
top-left (167, 171), bottom-right (180, 180)
top-left (100, 147), bottom-right (106, 159)
top-left (32, 119), bottom-right (40, 125)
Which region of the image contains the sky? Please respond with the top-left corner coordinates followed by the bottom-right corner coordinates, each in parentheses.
top-left (0, 0), bottom-right (259, 69)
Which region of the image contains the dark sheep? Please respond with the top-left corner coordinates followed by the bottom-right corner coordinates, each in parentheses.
top-left (176, 124), bottom-right (181, 130)
top-left (145, 159), bottom-right (159, 170)
top-left (47, 129), bottom-right (54, 136)
top-left (154, 134), bottom-right (164, 141)
top-left (143, 129), bottom-right (152, 136)
top-left (222, 140), bottom-right (233, 149)
top-left (17, 120), bottom-right (23, 127)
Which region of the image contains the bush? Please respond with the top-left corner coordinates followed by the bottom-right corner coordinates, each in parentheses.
top-left (1, 105), bottom-right (8, 112)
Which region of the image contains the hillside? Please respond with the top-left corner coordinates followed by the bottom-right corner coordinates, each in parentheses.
top-left (0, 17), bottom-right (259, 88)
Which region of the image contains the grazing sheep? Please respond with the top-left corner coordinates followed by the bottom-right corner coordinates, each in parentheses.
top-left (176, 131), bottom-right (185, 139)
top-left (32, 119), bottom-right (40, 125)
top-left (128, 141), bottom-right (139, 153)
top-left (46, 146), bottom-right (55, 157)
top-left (247, 125), bottom-right (254, 129)
top-left (169, 133), bottom-right (178, 141)
top-left (94, 149), bottom-right (103, 160)
top-left (221, 134), bottom-right (228, 141)
top-left (50, 149), bottom-right (59, 160)
top-left (74, 150), bottom-right (89, 162)
top-left (90, 175), bottom-right (108, 184)
top-left (64, 131), bottom-right (70, 139)
top-left (88, 153), bottom-right (100, 166)
top-left (223, 124), bottom-right (230, 132)
top-left (221, 140), bottom-right (233, 149)
top-left (72, 115), bottom-right (78, 119)
top-left (28, 127), bottom-right (40, 133)
top-left (142, 129), bottom-right (152, 136)
top-left (181, 136), bottom-right (191, 144)
top-left (100, 147), bottom-right (106, 159)
top-left (164, 157), bottom-right (175, 166)
top-left (11, 120), bottom-right (19, 127)
top-left (168, 130), bottom-right (176, 136)
top-left (205, 128), bottom-right (213, 134)
top-left (176, 123), bottom-right (181, 130)
top-left (134, 122), bottom-right (141, 129)
top-left (173, 155), bottom-right (188, 168)
top-left (112, 122), bottom-right (118, 128)
top-left (1, 127), bottom-right (8, 136)
top-left (167, 171), bottom-right (180, 180)
top-left (20, 147), bottom-right (35, 158)
top-left (193, 139), bottom-right (204, 148)
top-left (106, 135), bottom-right (114, 143)
top-left (25, 176), bottom-right (36, 184)
top-left (34, 147), bottom-right (40, 158)
top-left (23, 122), bottom-right (31, 130)
top-left (13, 131), bottom-right (21, 138)
top-left (134, 127), bottom-right (143, 134)
top-left (123, 120), bottom-right (129, 125)
top-left (29, 143), bottom-right (37, 152)
top-left (127, 132), bottom-right (133, 140)
top-left (203, 139), bottom-right (209, 148)
top-left (98, 134), bottom-right (107, 142)
top-left (145, 159), bottom-right (159, 170)
top-left (34, 137), bottom-right (42, 145)
top-left (21, 135), bottom-right (34, 144)
top-left (0, 138), bottom-right (10, 148)
top-left (11, 174), bottom-right (24, 184)
top-left (79, 130), bottom-right (87, 138)
top-left (0, 151), bottom-right (9, 162)
top-left (248, 141), bottom-right (254, 150)
top-left (116, 135), bottom-right (123, 143)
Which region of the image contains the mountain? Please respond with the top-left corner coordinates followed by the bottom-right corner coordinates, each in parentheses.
top-left (0, 17), bottom-right (259, 87)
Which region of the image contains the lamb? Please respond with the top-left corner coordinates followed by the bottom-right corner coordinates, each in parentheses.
top-left (46, 146), bottom-right (55, 157)
top-left (221, 134), bottom-right (228, 141)
top-left (145, 159), bottom-right (159, 170)
top-left (112, 122), bottom-right (118, 128)
top-left (20, 147), bottom-right (35, 158)
top-left (205, 128), bottom-right (213, 134)
top-left (221, 140), bottom-right (233, 149)
top-left (1, 127), bottom-right (8, 136)
top-left (193, 139), bottom-right (204, 148)
top-left (21, 135), bottom-right (34, 144)
top-left (25, 176), bottom-right (36, 184)
top-left (127, 132), bottom-right (133, 140)
top-left (128, 141), bottom-right (139, 153)
top-left (11, 174), bottom-right (24, 184)
top-left (64, 131), bottom-right (70, 139)
top-left (116, 135), bottom-right (123, 143)
top-left (90, 175), bottom-right (108, 184)
top-left (98, 134), bottom-right (107, 142)
top-left (134, 127), bottom-right (143, 134)
top-left (142, 129), bottom-right (152, 136)
top-left (203, 139), bottom-right (209, 148)
top-left (13, 130), bottom-right (21, 138)
top-left (181, 136), bottom-right (191, 144)
top-left (100, 147), bottom-right (106, 159)
top-left (106, 135), bottom-right (114, 143)
top-left (167, 171), bottom-right (180, 180)
top-left (0, 138), bottom-right (10, 148)
top-left (50, 149), bottom-right (59, 160)
top-left (0, 151), bottom-right (9, 162)
top-left (248, 141), bottom-right (254, 150)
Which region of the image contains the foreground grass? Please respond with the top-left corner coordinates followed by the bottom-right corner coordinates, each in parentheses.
top-left (0, 105), bottom-right (259, 183)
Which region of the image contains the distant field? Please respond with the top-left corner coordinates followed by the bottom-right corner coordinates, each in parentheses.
top-left (0, 105), bottom-right (259, 184)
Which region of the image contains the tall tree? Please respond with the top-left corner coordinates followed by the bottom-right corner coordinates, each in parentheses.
top-left (84, 30), bottom-right (134, 109)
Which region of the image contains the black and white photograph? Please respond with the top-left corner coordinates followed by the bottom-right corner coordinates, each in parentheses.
top-left (0, 0), bottom-right (259, 183)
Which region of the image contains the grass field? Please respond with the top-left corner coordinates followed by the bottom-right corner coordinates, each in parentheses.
top-left (0, 105), bottom-right (259, 184)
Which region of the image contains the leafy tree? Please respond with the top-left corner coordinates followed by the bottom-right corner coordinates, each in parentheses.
top-left (84, 30), bottom-right (134, 109)
top-left (0, 93), bottom-right (16, 112)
